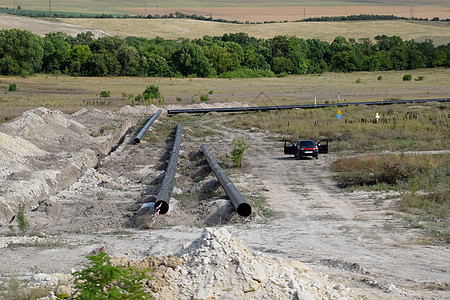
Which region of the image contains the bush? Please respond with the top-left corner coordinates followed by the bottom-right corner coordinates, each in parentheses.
top-left (8, 83), bottom-right (16, 91)
top-left (355, 78), bottom-right (361, 83)
top-left (17, 204), bottom-right (29, 236)
top-left (403, 74), bottom-right (412, 81)
top-left (143, 85), bottom-right (160, 100)
top-left (377, 75), bottom-right (382, 81)
top-left (100, 90), bottom-right (110, 97)
top-left (231, 138), bottom-right (249, 168)
top-left (73, 252), bottom-right (153, 300)
top-left (200, 94), bottom-right (209, 102)
top-left (415, 76), bottom-right (424, 81)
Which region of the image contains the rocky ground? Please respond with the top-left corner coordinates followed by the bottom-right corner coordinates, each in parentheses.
top-left (0, 103), bottom-right (448, 300)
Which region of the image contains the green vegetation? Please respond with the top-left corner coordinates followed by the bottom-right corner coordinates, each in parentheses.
top-left (331, 153), bottom-right (449, 243)
top-left (73, 251), bottom-right (152, 300)
top-left (231, 137), bottom-right (249, 168)
top-left (0, 29), bottom-right (449, 78)
top-left (8, 83), bottom-right (16, 91)
top-left (17, 204), bottom-right (30, 236)
top-left (99, 90), bottom-right (110, 97)
top-left (403, 74), bottom-right (412, 81)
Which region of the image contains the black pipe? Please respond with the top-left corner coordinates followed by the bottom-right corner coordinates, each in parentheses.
top-left (167, 98), bottom-right (450, 114)
top-left (155, 123), bottom-right (182, 214)
top-left (134, 109), bottom-right (162, 144)
top-left (200, 144), bottom-right (252, 217)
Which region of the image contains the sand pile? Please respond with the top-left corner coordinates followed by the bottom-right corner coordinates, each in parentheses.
top-left (113, 228), bottom-right (354, 300)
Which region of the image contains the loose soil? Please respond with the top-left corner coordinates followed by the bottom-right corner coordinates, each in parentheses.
top-left (0, 102), bottom-right (448, 299)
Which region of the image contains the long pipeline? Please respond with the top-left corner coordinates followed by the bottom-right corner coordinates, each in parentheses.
top-left (200, 144), bottom-right (252, 217)
top-left (167, 98), bottom-right (450, 114)
top-left (134, 109), bottom-right (162, 143)
top-left (155, 123), bottom-right (182, 214)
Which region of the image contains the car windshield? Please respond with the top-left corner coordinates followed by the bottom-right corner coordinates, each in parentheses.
top-left (299, 141), bottom-right (316, 147)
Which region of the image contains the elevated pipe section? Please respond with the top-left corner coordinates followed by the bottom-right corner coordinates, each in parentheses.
top-left (134, 109), bottom-right (162, 144)
top-left (200, 144), bottom-right (252, 217)
top-left (155, 123), bottom-right (182, 214)
top-left (168, 98), bottom-right (450, 115)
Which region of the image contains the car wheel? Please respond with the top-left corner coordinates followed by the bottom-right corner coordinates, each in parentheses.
top-left (315, 155), bottom-right (319, 159)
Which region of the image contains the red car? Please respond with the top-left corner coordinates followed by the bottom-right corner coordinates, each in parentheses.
top-left (284, 139), bottom-right (328, 159)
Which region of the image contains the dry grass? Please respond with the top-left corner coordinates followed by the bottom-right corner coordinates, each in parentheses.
top-left (60, 18), bottom-right (450, 45)
top-left (1, 68), bottom-right (449, 123)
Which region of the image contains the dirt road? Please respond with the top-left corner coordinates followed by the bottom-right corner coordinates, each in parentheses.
top-left (0, 105), bottom-right (448, 299)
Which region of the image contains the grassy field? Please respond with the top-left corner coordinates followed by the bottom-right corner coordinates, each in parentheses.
top-left (59, 18), bottom-right (450, 45)
top-left (1, 68), bottom-right (449, 123)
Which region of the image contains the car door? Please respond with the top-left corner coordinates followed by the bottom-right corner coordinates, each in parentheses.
top-left (317, 139), bottom-right (328, 154)
top-left (284, 140), bottom-right (296, 155)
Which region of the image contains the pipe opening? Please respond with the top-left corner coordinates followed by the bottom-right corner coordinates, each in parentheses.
top-left (237, 203), bottom-right (252, 217)
top-left (134, 137), bottom-right (141, 144)
top-left (155, 200), bottom-right (169, 215)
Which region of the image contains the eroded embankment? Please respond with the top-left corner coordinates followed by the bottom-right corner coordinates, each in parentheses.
top-left (0, 106), bottom-right (158, 224)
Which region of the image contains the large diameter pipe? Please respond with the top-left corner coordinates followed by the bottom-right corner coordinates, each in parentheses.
top-left (167, 98), bottom-right (450, 114)
top-left (155, 123), bottom-right (182, 214)
top-left (200, 144), bottom-right (252, 217)
top-left (134, 109), bottom-right (162, 144)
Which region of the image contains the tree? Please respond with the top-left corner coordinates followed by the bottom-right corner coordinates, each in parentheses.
top-left (0, 29), bottom-right (44, 75)
top-left (172, 42), bottom-right (214, 77)
top-left (117, 45), bottom-right (140, 76)
top-left (85, 51), bottom-right (120, 76)
top-left (42, 32), bottom-right (71, 73)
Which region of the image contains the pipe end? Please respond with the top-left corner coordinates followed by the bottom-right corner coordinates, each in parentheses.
top-left (154, 200), bottom-right (169, 215)
top-left (134, 138), bottom-right (141, 144)
top-left (237, 203), bottom-right (252, 217)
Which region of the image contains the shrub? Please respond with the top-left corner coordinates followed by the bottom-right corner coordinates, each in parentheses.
top-left (143, 85), bottom-right (160, 100)
top-left (403, 74), bottom-right (412, 81)
top-left (377, 75), bottom-right (382, 81)
top-left (17, 204), bottom-right (29, 236)
top-left (73, 252), bottom-right (153, 300)
top-left (100, 90), bottom-right (110, 97)
top-left (231, 137), bottom-right (249, 168)
top-left (8, 83), bottom-right (16, 91)
top-left (415, 76), bottom-right (424, 81)
top-left (200, 94), bottom-right (209, 102)
top-left (208, 90), bottom-right (214, 95)
top-left (176, 97), bottom-right (182, 102)
top-left (355, 78), bottom-right (361, 83)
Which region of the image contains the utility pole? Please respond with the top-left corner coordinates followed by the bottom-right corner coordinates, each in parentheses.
top-left (304, 8), bottom-right (306, 19)
top-left (49, 0), bottom-right (52, 16)
top-left (14, 0), bottom-right (16, 14)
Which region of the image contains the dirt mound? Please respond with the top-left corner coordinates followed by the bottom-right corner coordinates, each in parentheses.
top-left (113, 227), bottom-right (355, 299)
top-left (0, 106), bottom-right (138, 224)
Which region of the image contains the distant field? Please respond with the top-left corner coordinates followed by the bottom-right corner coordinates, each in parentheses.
top-left (61, 18), bottom-right (450, 45)
top-left (1, 0), bottom-right (449, 20)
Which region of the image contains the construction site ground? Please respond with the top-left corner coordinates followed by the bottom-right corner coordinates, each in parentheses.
top-left (0, 103), bottom-right (448, 299)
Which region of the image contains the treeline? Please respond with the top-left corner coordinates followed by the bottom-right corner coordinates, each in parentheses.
top-left (1, 8), bottom-right (449, 24)
top-left (0, 29), bottom-right (449, 77)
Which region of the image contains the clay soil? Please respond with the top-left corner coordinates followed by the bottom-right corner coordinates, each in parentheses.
top-left (0, 102), bottom-right (448, 299)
